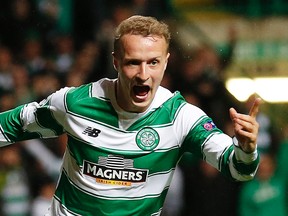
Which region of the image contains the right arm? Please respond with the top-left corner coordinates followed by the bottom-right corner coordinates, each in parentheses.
top-left (0, 87), bottom-right (70, 146)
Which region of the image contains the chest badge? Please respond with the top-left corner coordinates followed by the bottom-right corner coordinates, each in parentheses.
top-left (136, 127), bottom-right (160, 151)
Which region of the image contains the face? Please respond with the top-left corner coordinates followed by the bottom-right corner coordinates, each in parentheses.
top-left (113, 34), bottom-right (170, 113)
top-left (257, 154), bottom-right (275, 181)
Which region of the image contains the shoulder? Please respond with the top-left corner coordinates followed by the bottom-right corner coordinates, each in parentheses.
top-left (153, 87), bottom-right (206, 122)
top-left (158, 87), bottom-right (204, 114)
top-left (152, 86), bottom-right (174, 108)
top-left (90, 78), bottom-right (115, 100)
top-left (65, 78), bottom-right (113, 102)
top-left (62, 79), bottom-right (115, 111)
top-left (66, 83), bottom-right (93, 96)
top-left (164, 90), bottom-right (207, 124)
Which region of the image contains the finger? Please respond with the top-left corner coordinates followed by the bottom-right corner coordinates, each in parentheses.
top-left (234, 118), bottom-right (254, 132)
top-left (249, 97), bottom-right (262, 118)
top-left (229, 107), bottom-right (237, 120)
top-left (234, 113), bottom-right (257, 123)
top-left (229, 108), bottom-right (243, 132)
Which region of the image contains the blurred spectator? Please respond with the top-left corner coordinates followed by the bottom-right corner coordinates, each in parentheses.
top-left (32, 72), bottom-right (61, 101)
top-left (175, 27), bottom-right (242, 216)
top-left (0, 47), bottom-right (14, 95)
top-left (11, 63), bottom-right (35, 105)
top-left (95, 4), bottom-right (134, 79)
top-left (162, 166), bottom-right (184, 216)
top-left (52, 34), bottom-right (75, 75)
top-left (65, 69), bottom-right (87, 87)
top-left (238, 152), bottom-right (288, 216)
top-left (21, 35), bottom-right (47, 76)
top-left (73, 41), bottom-right (101, 83)
top-left (37, 0), bottom-right (74, 35)
top-left (0, 93), bottom-right (18, 118)
top-left (182, 90), bottom-right (201, 108)
top-left (181, 159), bottom-right (240, 216)
top-left (30, 176), bottom-right (55, 216)
top-left (173, 26), bottom-right (240, 126)
top-left (23, 139), bottom-right (62, 181)
top-left (175, 44), bottom-right (241, 128)
top-left (0, 0), bottom-right (39, 56)
top-left (275, 125), bottom-right (288, 208)
top-left (0, 145), bottom-right (31, 216)
top-left (23, 139), bottom-right (62, 215)
top-left (47, 33), bottom-right (76, 85)
top-left (73, 0), bottom-right (107, 50)
top-left (0, 90), bottom-right (31, 215)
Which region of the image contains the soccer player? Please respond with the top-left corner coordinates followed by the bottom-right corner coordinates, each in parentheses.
top-left (0, 15), bottom-right (261, 215)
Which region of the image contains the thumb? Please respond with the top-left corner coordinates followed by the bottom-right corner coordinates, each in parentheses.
top-left (229, 107), bottom-right (237, 121)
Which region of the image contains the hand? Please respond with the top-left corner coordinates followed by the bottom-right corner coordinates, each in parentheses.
top-left (229, 98), bottom-right (262, 153)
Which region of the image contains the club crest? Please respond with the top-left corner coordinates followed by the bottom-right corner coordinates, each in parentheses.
top-left (136, 127), bottom-right (160, 151)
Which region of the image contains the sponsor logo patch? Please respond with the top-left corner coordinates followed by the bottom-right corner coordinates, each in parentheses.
top-left (203, 121), bottom-right (216, 131)
top-left (135, 127), bottom-right (160, 151)
top-left (82, 126), bottom-right (101, 137)
top-left (83, 155), bottom-right (148, 186)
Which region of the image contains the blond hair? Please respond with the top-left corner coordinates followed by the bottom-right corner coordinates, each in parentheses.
top-left (114, 15), bottom-right (171, 55)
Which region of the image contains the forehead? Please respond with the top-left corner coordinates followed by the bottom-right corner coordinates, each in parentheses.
top-left (119, 34), bottom-right (168, 58)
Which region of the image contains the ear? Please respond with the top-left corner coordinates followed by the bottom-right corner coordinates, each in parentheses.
top-left (112, 52), bottom-right (119, 71)
top-left (164, 52), bottom-right (170, 71)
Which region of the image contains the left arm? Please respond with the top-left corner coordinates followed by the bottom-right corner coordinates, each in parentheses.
top-left (229, 97), bottom-right (262, 153)
top-left (181, 99), bottom-right (261, 181)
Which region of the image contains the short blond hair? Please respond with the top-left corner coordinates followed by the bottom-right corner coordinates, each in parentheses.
top-left (114, 15), bottom-right (171, 55)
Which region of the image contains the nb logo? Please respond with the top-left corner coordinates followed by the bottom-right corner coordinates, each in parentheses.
top-left (82, 127), bottom-right (101, 137)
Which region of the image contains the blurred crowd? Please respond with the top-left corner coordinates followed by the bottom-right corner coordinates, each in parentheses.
top-left (0, 0), bottom-right (287, 215)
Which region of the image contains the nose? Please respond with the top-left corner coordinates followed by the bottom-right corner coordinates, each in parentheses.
top-left (137, 63), bottom-right (149, 81)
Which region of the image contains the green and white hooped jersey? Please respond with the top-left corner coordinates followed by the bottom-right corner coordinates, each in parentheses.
top-left (0, 78), bottom-right (259, 216)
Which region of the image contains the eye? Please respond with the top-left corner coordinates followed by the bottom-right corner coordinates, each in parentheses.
top-left (149, 59), bottom-right (159, 66)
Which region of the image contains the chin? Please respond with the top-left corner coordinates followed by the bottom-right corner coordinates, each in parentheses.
top-left (131, 101), bottom-right (150, 113)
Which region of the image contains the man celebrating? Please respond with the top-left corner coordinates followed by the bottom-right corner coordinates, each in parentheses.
top-left (0, 15), bottom-right (261, 215)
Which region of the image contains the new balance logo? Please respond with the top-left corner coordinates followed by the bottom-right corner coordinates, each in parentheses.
top-left (83, 127), bottom-right (101, 137)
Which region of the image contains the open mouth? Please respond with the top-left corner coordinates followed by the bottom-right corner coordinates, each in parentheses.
top-left (133, 85), bottom-right (150, 97)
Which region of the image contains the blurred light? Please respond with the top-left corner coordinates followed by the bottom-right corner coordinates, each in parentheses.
top-left (225, 78), bottom-right (255, 101)
top-left (254, 78), bottom-right (288, 103)
top-left (226, 77), bottom-right (288, 103)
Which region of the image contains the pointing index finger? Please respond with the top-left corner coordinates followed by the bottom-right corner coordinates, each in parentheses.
top-left (249, 97), bottom-right (262, 118)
